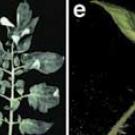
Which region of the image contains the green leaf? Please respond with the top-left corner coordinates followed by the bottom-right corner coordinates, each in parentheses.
top-left (22, 52), bottom-right (64, 74)
top-left (16, 88), bottom-right (24, 95)
top-left (16, 35), bottom-right (32, 53)
top-left (17, 1), bottom-right (32, 29)
top-left (3, 80), bottom-right (11, 88)
top-left (14, 56), bottom-right (20, 66)
top-left (28, 83), bottom-right (60, 113)
top-left (0, 80), bottom-right (10, 94)
top-left (4, 117), bottom-right (8, 123)
top-left (2, 60), bottom-right (9, 69)
top-left (17, 115), bottom-right (22, 123)
top-left (0, 41), bottom-right (11, 64)
top-left (15, 69), bottom-right (24, 76)
top-left (15, 80), bottom-right (25, 95)
top-left (0, 112), bottom-right (3, 126)
top-left (91, 1), bottom-right (135, 43)
top-left (11, 99), bottom-right (20, 111)
top-left (15, 80), bottom-right (25, 88)
top-left (2, 52), bottom-right (12, 60)
top-left (4, 105), bottom-right (10, 111)
top-left (19, 118), bottom-right (53, 135)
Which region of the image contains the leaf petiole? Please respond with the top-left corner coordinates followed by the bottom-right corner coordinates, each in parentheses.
top-left (15, 94), bottom-right (30, 101)
top-left (0, 94), bottom-right (10, 101)
top-left (0, 118), bottom-right (9, 124)
top-left (14, 66), bottom-right (25, 71)
top-left (0, 67), bottom-right (11, 75)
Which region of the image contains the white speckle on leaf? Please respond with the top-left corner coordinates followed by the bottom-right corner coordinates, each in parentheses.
top-left (21, 28), bottom-right (30, 37)
top-left (11, 35), bottom-right (20, 45)
top-left (0, 17), bottom-right (15, 27)
top-left (53, 89), bottom-right (59, 98)
top-left (32, 60), bottom-right (40, 69)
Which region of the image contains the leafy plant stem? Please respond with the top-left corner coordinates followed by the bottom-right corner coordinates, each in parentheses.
top-left (108, 102), bottom-right (135, 135)
top-left (0, 1), bottom-right (63, 134)
top-left (8, 43), bottom-right (15, 135)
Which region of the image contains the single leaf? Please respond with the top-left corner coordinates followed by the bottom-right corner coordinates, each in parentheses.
top-left (22, 52), bottom-right (64, 74)
top-left (17, 115), bottom-right (22, 123)
top-left (17, 1), bottom-right (32, 29)
top-left (91, 1), bottom-right (135, 43)
top-left (15, 69), bottom-right (24, 76)
top-left (14, 56), bottom-right (20, 67)
top-left (11, 99), bottom-right (20, 111)
top-left (0, 42), bottom-right (12, 65)
top-left (0, 81), bottom-right (6, 95)
top-left (0, 112), bottom-right (3, 126)
top-left (2, 60), bottom-right (9, 69)
top-left (3, 80), bottom-right (11, 88)
top-left (0, 80), bottom-right (10, 94)
top-left (4, 117), bottom-right (8, 123)
top-left (15, 80), bottom-right (25, 88)
top-left (4, 105), bottom-right (10, 111)
top-left (15, 80), bottom-right (25, 95)
top-left (19, 118), bottom-right (53, 135)
top-left (16, 35), bottom-right (32, 53)
top-left (2, 52), bottom-right (12, 60)
top-left (16, 88), bottom-right (24, 95)
top-left (28, 83), bottom-right (60, 113)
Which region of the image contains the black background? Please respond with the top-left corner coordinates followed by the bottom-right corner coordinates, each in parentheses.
top-left (0, 0), bottom-right (65, 135)
top-left (70, 0), bottom-right (135, 135)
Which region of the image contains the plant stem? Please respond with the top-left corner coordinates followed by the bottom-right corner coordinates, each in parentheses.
top-left (8, 43), bottom-right (15, 135)
top-left (108, 102), bottom-right (135, 135)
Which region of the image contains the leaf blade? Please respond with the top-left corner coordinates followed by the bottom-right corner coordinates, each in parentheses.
top-left (19, 118), bottom-right (53, 135)
top-left (17, 1), bottom-right (32, 28)
top-left (91, 1), bottom-right (135, 43)
top-left (28, 83), bottom-right (60, 113)
top-left (22, 52), bottom-right (64, 74)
